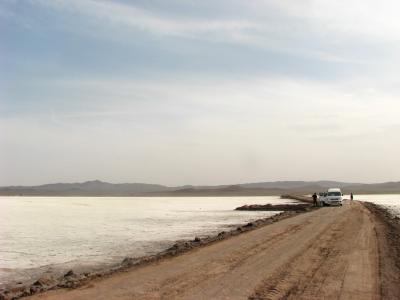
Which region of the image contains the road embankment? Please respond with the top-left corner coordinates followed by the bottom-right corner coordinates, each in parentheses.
top-left (363, 202), bottom-right (400, 300)
top-left (3, 200), bottom-right (400, 300)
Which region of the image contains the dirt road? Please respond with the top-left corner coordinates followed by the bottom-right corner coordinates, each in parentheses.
top-left (28, 201), bottom-right (399, 300)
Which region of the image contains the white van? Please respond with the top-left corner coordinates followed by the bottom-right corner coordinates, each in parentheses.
top-left (319, 188), bottom-right (343, 206)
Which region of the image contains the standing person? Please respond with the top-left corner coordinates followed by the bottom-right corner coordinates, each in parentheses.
top-left (351, 193), bottom-right (354, 201)
top-left (312, 193), bottom-right (318, 206)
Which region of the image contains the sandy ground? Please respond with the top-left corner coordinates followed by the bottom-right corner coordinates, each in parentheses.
top-left (27, 201), bottom-right (399, 300)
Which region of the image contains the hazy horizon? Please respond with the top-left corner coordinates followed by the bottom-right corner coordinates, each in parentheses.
top-left (1, 178), bottom-right (396, 189)
top-left (1, 1), bottom-right (400, 186)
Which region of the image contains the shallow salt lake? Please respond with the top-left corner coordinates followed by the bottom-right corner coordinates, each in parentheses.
top-left (356, 194), bottom-right (400, 217)
top-left (0, 196), bottom-right (296, 285)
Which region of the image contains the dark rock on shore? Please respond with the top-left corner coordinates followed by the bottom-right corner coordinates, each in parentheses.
top-left (235, 203), bottom-right (311, 212)
top-left (280, 194), bottom-right (313, 203)
top-left (121, 257), bottom-right (135, 267)
top-left (33, 275), bottom-right (56, 287)
top-left (63, 270), bottom-right (75, 278)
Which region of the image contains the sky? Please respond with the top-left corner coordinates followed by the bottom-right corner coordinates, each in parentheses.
top-left (1, 0), bottom-right (400, 186)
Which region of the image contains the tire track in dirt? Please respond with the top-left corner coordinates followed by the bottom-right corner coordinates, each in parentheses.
top-left (250, 202), bottom-right (379, 300)
top-left (249, 208), bottom-right (352, 299)
top-left (156, 222), bottom-right (310, 299)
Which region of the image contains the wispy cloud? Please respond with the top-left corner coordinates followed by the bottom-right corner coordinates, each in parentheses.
top-left (272, 0), bottom-right (400, 41)
top-left (39, 0), bottom-right (400, 42)
top-left (28, 0), bottom-right (375, 64)
top-left (17, 75), bottom-right (400, 137)
top-left (32, 0), bottom-right (256, 38)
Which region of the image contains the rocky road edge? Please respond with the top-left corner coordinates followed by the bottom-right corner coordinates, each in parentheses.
top-left (363, 202), bottom-right (400, 299)
top-left (236, 203), bottom-right (312, 211)
top-left (235, 194), bottom-right (313, 211)
top-left (0, 207), bottom-right (317, 300)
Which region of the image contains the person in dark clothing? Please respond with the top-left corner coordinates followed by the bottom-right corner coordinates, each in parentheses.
top-left (351, 193), bottom-right (354, 201)
top-left (312, 193), bottom-right (318, 206)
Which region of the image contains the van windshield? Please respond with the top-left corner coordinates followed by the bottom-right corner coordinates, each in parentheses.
top-left (328, 192), bottom-right (341, 196)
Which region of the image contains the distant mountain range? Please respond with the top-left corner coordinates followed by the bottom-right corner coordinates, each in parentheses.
top-left (1, 180), bottom-right (400, 196)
